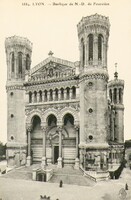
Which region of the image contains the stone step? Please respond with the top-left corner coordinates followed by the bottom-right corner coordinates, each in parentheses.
top-left (49, 174), bottom-right (94, 186)
top-left (31, 147), bottom-right (43, 162)
top-left (1, 170), bottom-right (32, 180)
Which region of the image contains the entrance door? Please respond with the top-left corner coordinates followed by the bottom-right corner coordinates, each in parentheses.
top-left (54, 146), bottom-right (59, 164)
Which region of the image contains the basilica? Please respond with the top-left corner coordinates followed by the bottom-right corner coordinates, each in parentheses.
top-left (5, 14), bottom-right (124, 176)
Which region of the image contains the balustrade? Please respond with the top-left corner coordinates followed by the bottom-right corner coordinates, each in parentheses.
top-left (28, 87), bottom-right (77, 103)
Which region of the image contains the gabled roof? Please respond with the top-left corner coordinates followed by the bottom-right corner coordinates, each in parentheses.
top-left (31, 56), bottom-right (76, 75)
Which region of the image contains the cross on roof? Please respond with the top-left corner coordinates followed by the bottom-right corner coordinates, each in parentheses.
top-left (48, 51), bottom-right (54, 56)
top-left (114, 62), bottom-right (118, 80)
top-left (115, 62), bottom-right (117, 72)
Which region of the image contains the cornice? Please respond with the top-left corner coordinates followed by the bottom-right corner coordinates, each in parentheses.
top-left (24, 75), bottom-right (79, 88)
top-left (5, 35), bottom-right (32, 51)
top-left (108, 79), bottom-right (124, 87)
top-left (77, 14), bottom-right (110, 36)
top-left (79, 69), bottom-right (108, 82)
top-left (6, 85), bottom-right (24, 91)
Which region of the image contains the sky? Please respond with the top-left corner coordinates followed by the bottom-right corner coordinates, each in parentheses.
top-left (0, 0), bottom-right (131, 143)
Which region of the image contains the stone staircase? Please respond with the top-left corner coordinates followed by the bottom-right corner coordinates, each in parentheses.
top-left (49, 166), bottom-right (95, 186)
top-left (1, 164), bottom-right (95, 186)
top-left (0, 166), bottom-right (33, 180)
top-left (32, 146), bottom-right (43, 163)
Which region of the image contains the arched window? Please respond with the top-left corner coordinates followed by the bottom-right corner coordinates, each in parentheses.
top-left (98, 34), bottom-right (103, 60)
top-left (109, 89), bottom-right (112, 102)
top-left (11, 52), bottom-right (15, 72)
top-left (66, 87), bottom-right (70, 100)
top-left (119, 88), bottom-right (122, 103)
top-left (114, 88), bottom-right (117, 104)
top-left (88, 34), bottom-right (93, 61)
top-left (26, 54), bottom-right (30, 70)
top-left (32, 115), bottom-right (41, 130)
top-left (55, 88), bottom-right (58, 101)
top-left (72, 86), bottom-right (76, 99)
top-left (29, 92), bottom-right (32, 103)
top-left (63, 113), bottom-right (74, 126)
top-left (34, 91), bottom-right (37, 103)
top-left (49, 89), bottom-right (53, 101)
top-left (60, 88), bottom-right (64, 100)
top-left (39, 90), bottom-right (42, 102)
top-left (44, 90), bottom-right (47, 102)
top-left (18, 52), bottom-right (22, 74)
top-left (81, 38), bottom-right (85, 66)
top-left (47, 114), bottom-right (57, 127)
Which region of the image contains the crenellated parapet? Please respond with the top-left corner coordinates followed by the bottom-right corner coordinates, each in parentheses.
top-left (79, 68), bottom-right (109, 82)
top-left (5, 35), bottom-right (32, 51)
top-left (77, 13), bottom-right (110, 37)
top-left (108, 79), bottom-right (124, 87)
top-left (5, 35), bottom-right (32, 81)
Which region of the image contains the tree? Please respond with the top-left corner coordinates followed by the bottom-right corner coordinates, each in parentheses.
top-left (0, 141), bottom-right (6, 161)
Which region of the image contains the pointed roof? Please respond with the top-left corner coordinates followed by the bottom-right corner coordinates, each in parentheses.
top-left (31, 56), bottom-right (76, 75)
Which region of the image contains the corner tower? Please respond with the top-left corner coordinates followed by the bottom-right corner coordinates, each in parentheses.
top-left (108, 65), bottom-right (124, 143)
top-left (5, 36), bottom-right (32, 166)
top-left (78, 14), bottom-right (110, 171)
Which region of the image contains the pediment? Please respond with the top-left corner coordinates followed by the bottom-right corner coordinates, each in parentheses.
top-left (31, 56), bottom-right (76, 78)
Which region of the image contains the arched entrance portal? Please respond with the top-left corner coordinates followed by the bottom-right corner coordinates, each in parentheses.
top-left (31, 115), bottom-right (43, 163)
top-left (62, 113), bottom-right (77, 165)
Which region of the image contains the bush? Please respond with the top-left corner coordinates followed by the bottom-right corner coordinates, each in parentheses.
top-left (0, 142), bottom-right (6, 161)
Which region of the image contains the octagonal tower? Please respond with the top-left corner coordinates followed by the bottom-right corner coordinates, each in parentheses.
top-left (5, 36), bottom-right (32, 166)
top-left (78, 14), bottom-right (110, 171)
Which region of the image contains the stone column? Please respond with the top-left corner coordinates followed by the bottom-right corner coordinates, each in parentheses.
top-left (52, 90), bottom-right (56, 101)
top-left (42, 91), bottom-right (45, 102)
top-left (14, 53), bottom-right (17, 79)
top-left (111, 111), bottom-right (114, 141)
top-left (58, 90), bottom-right (61, 101)
top-left (47, 91), bottom-right (50, 101)
top-left (37, 92), bottom-right (40, 103)
top-left (26, 126), bottom-right (32, 166)
top-left (64, 89), bottom-right (67, 100)
top-left (85, 38), bottom-right (88, 66)
top-left (121, 89), bottom-right (123, 104)
top-left (79, 40), bottom-right (83, 68)
top-left (57, 126), bottom-right (62, 168)
top-left (111, 151), bottom-right (113, 167)
top-left (83, 150), bottom-right (86, 170)
top-left (69, 88), bottom-right (72, 100)
top-left (41, 126), bottom-right (47, 168)
top-left (32, 92), bottom-right (35, 103)
top-left (93, 34), bottom-right (98, 66)
top-left (117, 89), bottom-right (119, 104)
top-left (74, 126), bottom-right (80, 169)
top-left (102, 41), bottom-right (105, 67)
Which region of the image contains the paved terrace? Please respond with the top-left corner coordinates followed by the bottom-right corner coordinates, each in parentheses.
top-left (0, 163), bottom-right (131, 200)
top-left (0, 164), bottom-right (95, 186)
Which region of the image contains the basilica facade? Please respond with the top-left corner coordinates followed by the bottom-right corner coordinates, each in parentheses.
top-left (5, 14), bottom-right (124, 173)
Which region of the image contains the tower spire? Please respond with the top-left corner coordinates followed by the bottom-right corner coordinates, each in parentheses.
top-left (114, 62), bottom-right (118, 80)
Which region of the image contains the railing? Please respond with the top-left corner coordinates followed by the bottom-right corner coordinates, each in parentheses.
top-left (84, 171), bottom-right (96, 182)
top-left (80, 166), bottom-right (96, 182)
